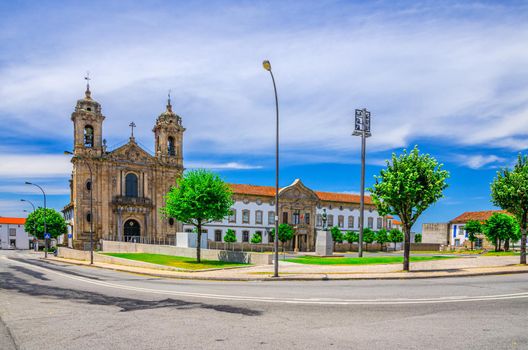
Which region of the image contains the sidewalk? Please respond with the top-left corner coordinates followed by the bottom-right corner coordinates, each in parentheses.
top-left (45, 255), bottom-right (528, 281)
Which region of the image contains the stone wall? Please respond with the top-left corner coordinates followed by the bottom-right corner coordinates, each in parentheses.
top-left (101, 240), bottom-right (272, 265)
top-left (421, 223), bottom-right (449, 244)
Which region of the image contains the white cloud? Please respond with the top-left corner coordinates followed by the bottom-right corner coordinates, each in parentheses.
top-left (0, 155), bottom-right (70, 178)
top-left (0, 185), bottom-right (70, 195)
top-left (186, 161), bottom-right (262, 170)
top-left (455, 154), bottom-right (505, 169)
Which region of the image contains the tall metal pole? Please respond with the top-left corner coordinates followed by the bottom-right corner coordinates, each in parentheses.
top-left (26, 182), bottom-right (47, 258)
top-left (353, 108), bottom-right (371, 258)
top-left (358, 129), bottom-right (366, 258)
top-left (263, 60), bottom-right (280, 278)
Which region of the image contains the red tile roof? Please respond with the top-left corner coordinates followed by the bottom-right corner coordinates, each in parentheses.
top-left (450, 210), bottom-right (510, 224)
top-left (0, 217), bottom-right (26, 225)
top-left (393, 220), bottom-right (402, 225)
top-left (229, 183), bottom-right (373, 204)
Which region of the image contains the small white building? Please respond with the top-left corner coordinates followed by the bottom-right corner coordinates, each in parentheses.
top-left (0, 217), bottom-right (31, 250)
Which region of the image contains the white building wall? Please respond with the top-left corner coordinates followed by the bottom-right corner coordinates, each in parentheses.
top-left (183, 200), bottom-right (385, 243)
top-left (450, 223), bottom-right (467, 246)
top-left (315, 206), bottom-right (384, 231)
top-left (183, 200), bottom-right (275, 243)
top-left (0, 223), bottom-right (30, 249)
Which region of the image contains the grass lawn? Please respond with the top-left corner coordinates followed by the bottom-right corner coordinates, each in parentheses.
top-left (411, 250), bottom-right (520, 256)
top-left (285, 255), bottom-right (455, 265)
top-left (103, 253), bottom-right (249, 270)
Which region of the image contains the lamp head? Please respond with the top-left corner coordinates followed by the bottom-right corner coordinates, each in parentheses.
top-left (20, 199), bottom-right (25, 202)
top-left (25, 181), bottom-right (32, 185)
top-left (64, 151), bottom-right (73, 155)
top-left (262, 60), bottom-right (271, 72)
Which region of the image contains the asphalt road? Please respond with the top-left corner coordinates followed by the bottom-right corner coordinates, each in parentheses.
top-left (1, 250), bottom-right (527, 350)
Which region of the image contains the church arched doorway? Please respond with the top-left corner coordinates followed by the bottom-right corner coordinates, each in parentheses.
top-left (124, 219), bottom-right (140, 241)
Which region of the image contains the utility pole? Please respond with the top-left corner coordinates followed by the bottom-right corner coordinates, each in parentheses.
top-left (353, 108), bottom-right (371, 258)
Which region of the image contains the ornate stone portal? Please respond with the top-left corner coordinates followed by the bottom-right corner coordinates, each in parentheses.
top-left (65, 85), bottom-right (184, 248)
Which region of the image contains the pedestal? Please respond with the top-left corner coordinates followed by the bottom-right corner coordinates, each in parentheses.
top-left (315, 230), bottom-right (333, 256)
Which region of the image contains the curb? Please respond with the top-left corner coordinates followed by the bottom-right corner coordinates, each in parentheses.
top-left (42, 257), bottom-right (528, 282)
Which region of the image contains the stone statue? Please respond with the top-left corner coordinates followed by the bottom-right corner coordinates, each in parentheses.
top-left (322, 208), bottom-right (328, 231)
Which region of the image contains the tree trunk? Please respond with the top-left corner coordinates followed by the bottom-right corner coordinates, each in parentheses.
top-left (403, 225), bottom-right (411, 271)
top-left (498, 239), bottom-right (502, 252)
top-left (521, 213), bottom-right (527, 265)
top-left (504, 239), bottom-right (510, 251)
top-left (196, 222), bottom-right (202, 263)
top-left (471, 240), bottom-right (474, 251)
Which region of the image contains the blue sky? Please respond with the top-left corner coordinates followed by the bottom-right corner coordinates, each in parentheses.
top-left (1, 0), bottom-right (528, 231)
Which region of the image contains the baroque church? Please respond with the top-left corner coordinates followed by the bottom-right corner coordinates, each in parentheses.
top-left (63, 81), bottom-right (392, 252)
top-left (63, 83), bottom-right (184, 249)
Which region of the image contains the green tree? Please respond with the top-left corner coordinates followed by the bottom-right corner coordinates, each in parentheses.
top-left (25, 207), bottom-right (67, 240)
top-left (223, 229), bottom-right (237, 243)
top-left (376, 228), bottom-right (389, 251)
top-left (414, 233), bottom-right (422, 243)
top-left (363, 228), bottom-right (376, 251)
top-left (389, 228), bottom-right (404, 250)
top-left (483, 213), bottom-right (519, 251)
top-left (369, 146), bottom-right (449, 271)
top-left (250, 232), bottom-right (262, 244)
top-left (269, 223), bottom-right (295, 252)
top-left (163, 169), bottom-right (234, 262)
top-left (491, 154), bottom-right (528, 263)
top-left (330, 226), bottom-right (343, 250)
top-left (345, 231), bottom-right (359, 251)
top-left (464, 220), bottom-right (482, 250)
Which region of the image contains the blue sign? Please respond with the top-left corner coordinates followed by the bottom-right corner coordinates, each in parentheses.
top-left (68, 234), bottom-right (73, 239)
top-left (44, 233), bottom-right (51, 239)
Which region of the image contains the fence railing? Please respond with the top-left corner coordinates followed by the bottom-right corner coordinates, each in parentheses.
top-left (101, 235), bottom-right (177, 246)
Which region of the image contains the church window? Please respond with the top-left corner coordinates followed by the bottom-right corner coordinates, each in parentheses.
top-left (377, 217), bottom-right (383, 229)
top-left (242, 210), bottom-right (250, 224)
top-left (86, 180), bottom-right (92, 191)
top-left (84, 125), bottom-right (94, 147)
top-left (368, 217), bottom-right (374, 229)
top-left (255, 210), bottom-right (263, 224)
top-left (168, 137), bottom-right (176, 156)
top-left (168, 218), bottom-right (175, 226)
top-left (86, 212), bottom-right (92, 223)
top-left (282, 212), bottom-right (289, 224)
top-left (327, 215), bottom-right (334, 227)
top-left (242, 231), bottom-right (249, 242)
top-left (305, 213), bottom-right (310, 225)
top-left (125, 173), bottom-right (139, 197)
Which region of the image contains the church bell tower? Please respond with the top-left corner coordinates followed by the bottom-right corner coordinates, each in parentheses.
top-left (153, 93), bottom-right (184, 167)
top-left (71, 76), bottom-right (105, 157)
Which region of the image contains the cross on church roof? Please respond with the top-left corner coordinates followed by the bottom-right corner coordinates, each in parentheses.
top-left (129, 122), bottom-right (136, 139)
top-left (84, 71), bottom-right (91, 98)
top-left (167, 89), bottom-right (173, 112)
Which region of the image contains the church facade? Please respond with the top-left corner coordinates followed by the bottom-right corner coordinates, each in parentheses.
top-left (63, 85), bottom-right (184, 249)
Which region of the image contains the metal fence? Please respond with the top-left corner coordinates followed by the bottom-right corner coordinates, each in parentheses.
top-left (101, 235), bottom-right (177, 246)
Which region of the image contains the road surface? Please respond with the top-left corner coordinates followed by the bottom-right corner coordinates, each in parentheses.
top-left (1, 250), bottom-right (527, 349)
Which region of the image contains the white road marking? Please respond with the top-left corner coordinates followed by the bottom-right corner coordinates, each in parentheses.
top-left (6, 257), bottom-right (528, 305)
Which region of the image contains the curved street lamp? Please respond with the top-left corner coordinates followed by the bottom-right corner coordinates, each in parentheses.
top-left (262, 59), bottom-right (280, 278)
top-left (65, 151), bottom-right (94, 265)
top-left (25, 182), bottom-right (48, 257)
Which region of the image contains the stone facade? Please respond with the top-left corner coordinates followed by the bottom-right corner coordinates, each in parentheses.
top-left (65, 86), bottom-right (184, 248)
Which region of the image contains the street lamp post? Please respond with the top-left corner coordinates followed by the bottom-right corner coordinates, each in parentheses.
top-left (262, 59), bottom-right (280, 278)
top-left (21, 199), bottom-right (37, 251)
top-left (352, 108), bottom-right (371, 258)
top-left (65, 151), bottom-right (94, 265)
top-left (25, 182), bottom-right (47, 258)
